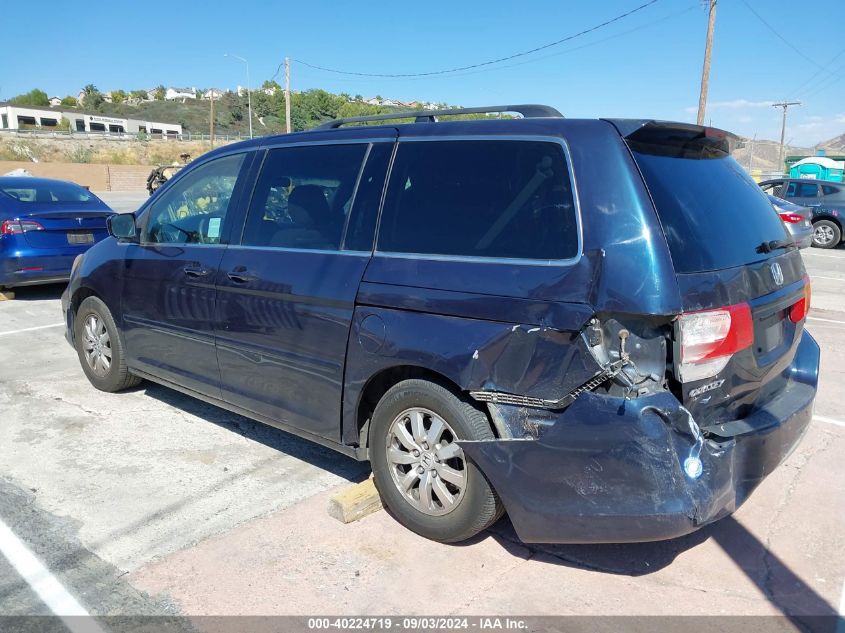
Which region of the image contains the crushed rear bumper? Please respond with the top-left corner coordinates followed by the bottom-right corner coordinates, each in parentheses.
top-left (460, 330), bottom-right (819, 544)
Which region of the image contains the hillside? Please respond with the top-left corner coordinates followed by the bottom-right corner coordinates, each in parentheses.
top-left (731, 138), bottom-right (814, 172)
top-left (60, 90), bottom-right (448, 136)
top-left (819, 132), bottom-right (845, 153)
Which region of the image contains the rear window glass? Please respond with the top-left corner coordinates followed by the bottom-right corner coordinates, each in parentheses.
top-left (0, 181), bottom-right (96, 203)
top-left (377, 140), bottom-right (578, 261)
top-left (822, 185), bottom-right (842, 196)
top-left (628, 129), bottom-right (791, 273)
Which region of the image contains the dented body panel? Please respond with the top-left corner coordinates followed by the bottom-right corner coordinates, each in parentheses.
top-left (460, 331), bottom-right (818, 543)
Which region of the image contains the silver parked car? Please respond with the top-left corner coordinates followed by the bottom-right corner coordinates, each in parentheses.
top-left (768, 194), bottom-right (813, 249)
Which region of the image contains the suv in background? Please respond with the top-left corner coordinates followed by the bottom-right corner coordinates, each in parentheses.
top-left (62, 106), bottom-right (818, 545)
top-left (760, 178), bottom-right (845, 248)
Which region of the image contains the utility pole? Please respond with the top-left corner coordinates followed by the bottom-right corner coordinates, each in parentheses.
top-left (748, 134), bottom-right (756, 172)
top-left (209, 91), bottom-right (215, 148)
top-left (696, 0), bottom-right (717, 126)
top-left (284, 57), bottom-right (292, 134)
top-left (773, 101), bottom-right (801, 173)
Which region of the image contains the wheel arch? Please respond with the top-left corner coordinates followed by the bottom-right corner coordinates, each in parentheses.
top-left (352, 365), bottom-right (492, 459)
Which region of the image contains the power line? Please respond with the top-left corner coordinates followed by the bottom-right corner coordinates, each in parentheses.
top-left (293, 0), bottom-right (660, 78)
top-left (742, 0), bottom-right (838, 82)
top-left (293, 3), bottom-right (697, 85)
top-left (787, 45), bottom-right (845, 98)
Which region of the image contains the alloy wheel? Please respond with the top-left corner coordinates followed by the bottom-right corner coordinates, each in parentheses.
top-left (82, 314), bottom-right (112, 377)
top-left (385, 407), bottom-right (467, 516)
top-left (815, 224), bottom-right (835, 246)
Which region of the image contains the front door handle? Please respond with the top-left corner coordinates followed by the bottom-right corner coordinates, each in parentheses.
top-left (227, 267), bottom-right (256, 284)
top-left (183, 265), bottom-right (211, 278)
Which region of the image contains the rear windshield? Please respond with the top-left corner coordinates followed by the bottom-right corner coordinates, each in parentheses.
top-left (0, 181), bottom-right (96, 204)
top-left (628, 126), bottom-right (792, 273)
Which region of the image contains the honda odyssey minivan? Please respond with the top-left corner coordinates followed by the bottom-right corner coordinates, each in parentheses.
top-left (62, 105), bottom-right (819, 544)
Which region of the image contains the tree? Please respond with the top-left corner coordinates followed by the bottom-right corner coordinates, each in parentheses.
top-left (9, 88), bottom-right (50, 106)
top-left (130, 90), bottom-right (147, 101)
top-left (261, 79), bottom-right (281, 94)
top-left (153, 85), bottom-right (166, 101)
top-left (61, 96), bottom-right (78, 107)
top-left (110, 90), bottom-right (127, 104)
top-left (81, 84), bottom-right (103, 108)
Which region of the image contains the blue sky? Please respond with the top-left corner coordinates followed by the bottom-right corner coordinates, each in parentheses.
top-left (3, 0), bottom-right (843, 145)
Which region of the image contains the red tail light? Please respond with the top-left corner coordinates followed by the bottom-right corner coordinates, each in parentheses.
top-left (1, 219), bottom-right (45, 235)
top-left (779, 213), bottom-right (803, 224)
top-left (675, 303), bottom-right (753, 383)
top-left (790, 276), bottom-right (811, 323)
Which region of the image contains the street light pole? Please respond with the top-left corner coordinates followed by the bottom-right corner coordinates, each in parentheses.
top-left (226, 53), bottom-right (253, 139)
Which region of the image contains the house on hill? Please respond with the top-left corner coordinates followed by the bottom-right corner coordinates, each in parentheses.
top-left (48, 96), bottom-right (62, 107)
top-left (165, 87), bottom-right (197, 102)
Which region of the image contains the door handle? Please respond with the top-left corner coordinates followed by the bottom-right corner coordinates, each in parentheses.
top-left (227, 267), bottom-right (255, 284)
top-left (183, 265), bottom-right (211, 278)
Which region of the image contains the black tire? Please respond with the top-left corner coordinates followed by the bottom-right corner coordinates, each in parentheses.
top-left (812, 219), bottom-right (841, 249)
top-left (370, 379), bottom-right (503, 543)
top-left (74, 296), bottom-right (141, 392)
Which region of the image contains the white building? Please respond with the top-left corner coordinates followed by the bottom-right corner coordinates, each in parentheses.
top-left (165, 87), bottom-right (197, 101)
top-left (0, 103), bottom-right (182, 136)
top-left (201, 88), bottom-right (225, 100)
top-left (49, 96), bottom-right (62, 107)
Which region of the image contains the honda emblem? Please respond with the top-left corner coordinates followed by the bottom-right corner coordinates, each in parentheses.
top-left (770, 262), bottom-right (784, 286)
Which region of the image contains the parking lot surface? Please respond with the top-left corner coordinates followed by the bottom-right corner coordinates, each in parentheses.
top-left (0, 239), bottom-right (843, 625)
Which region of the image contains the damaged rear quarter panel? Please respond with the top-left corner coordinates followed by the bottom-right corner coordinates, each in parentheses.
top-left (341, 294), bottom-right (600, 445)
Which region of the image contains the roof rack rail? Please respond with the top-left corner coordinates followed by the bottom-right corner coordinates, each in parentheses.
top-left (315, 104), bottom-right (563, 130)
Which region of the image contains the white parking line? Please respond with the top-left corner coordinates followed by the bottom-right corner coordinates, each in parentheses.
top-left (0, 519), bottom-right (106, 633)
top-left (814, 415), bottom-right (845, 429)
top-left (0, 323), bottom-right (64, 337)
top-left (807, 316), bottom-right (845, 325)
top-left (810, 275), bottom-right (845, 282)
top-left (803, 251), bottom-right (845, 259)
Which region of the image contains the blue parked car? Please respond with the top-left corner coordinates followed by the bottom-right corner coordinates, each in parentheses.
top-left (62, 106), bottom-right (819, 544)
top-left (0, 177), bottom-right (113, 289)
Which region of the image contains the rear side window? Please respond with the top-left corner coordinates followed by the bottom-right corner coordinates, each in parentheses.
top-left (797, 182), bottom-right (819, 197)
top-left (377, 140), bottom-right (578, 261)
top-left (760, 181), bottom-right (784, 197)
top-left (241, 144), bottom-right (368, 250)
top-left (628, 126), bottom-right (791, 273)
top-left (822, 184), bottom-right (842, 196)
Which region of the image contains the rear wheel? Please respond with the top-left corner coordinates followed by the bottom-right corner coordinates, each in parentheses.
top-left (370, 379), bottom-right (502, 542)
top-left (812, 219), bottom-right (841, 249)
top-left (74, 296), bottom-right (141, 392)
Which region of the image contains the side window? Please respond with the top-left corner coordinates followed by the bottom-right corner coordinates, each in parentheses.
top-left (798, 182), bottom-right (819, 198)
top-left (761, 181), bottom-right (783, 197)
top-left (822, 185), bottom-right (842, 196)
top-left (241, 144), bottom-right (368, 250)
top-left (377, 140), bottom-right (578, 260)
top-left (343, 143), bottom-right (393, 251)
top-left (785, 182), bottom-right (797, 197)
top-left (143, 153), bottom-right (246, 245)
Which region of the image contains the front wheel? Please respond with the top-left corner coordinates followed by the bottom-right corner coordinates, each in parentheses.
top-left (370, 379), bottom-right (502, 543)
top-left (812, 219), bottom-right (841, 249)
top-left (74, 296), bottom-right (141, 392)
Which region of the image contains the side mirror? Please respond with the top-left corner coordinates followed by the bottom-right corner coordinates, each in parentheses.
top-left (107, 213), bottom-right (138, 241)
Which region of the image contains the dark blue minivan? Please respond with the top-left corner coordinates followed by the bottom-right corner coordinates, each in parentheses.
top-left (62, 106), bottom-right (819, 544)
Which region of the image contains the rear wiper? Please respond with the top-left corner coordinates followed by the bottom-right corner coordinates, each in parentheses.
top-left (756, 239), bottom-right (793, 254)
